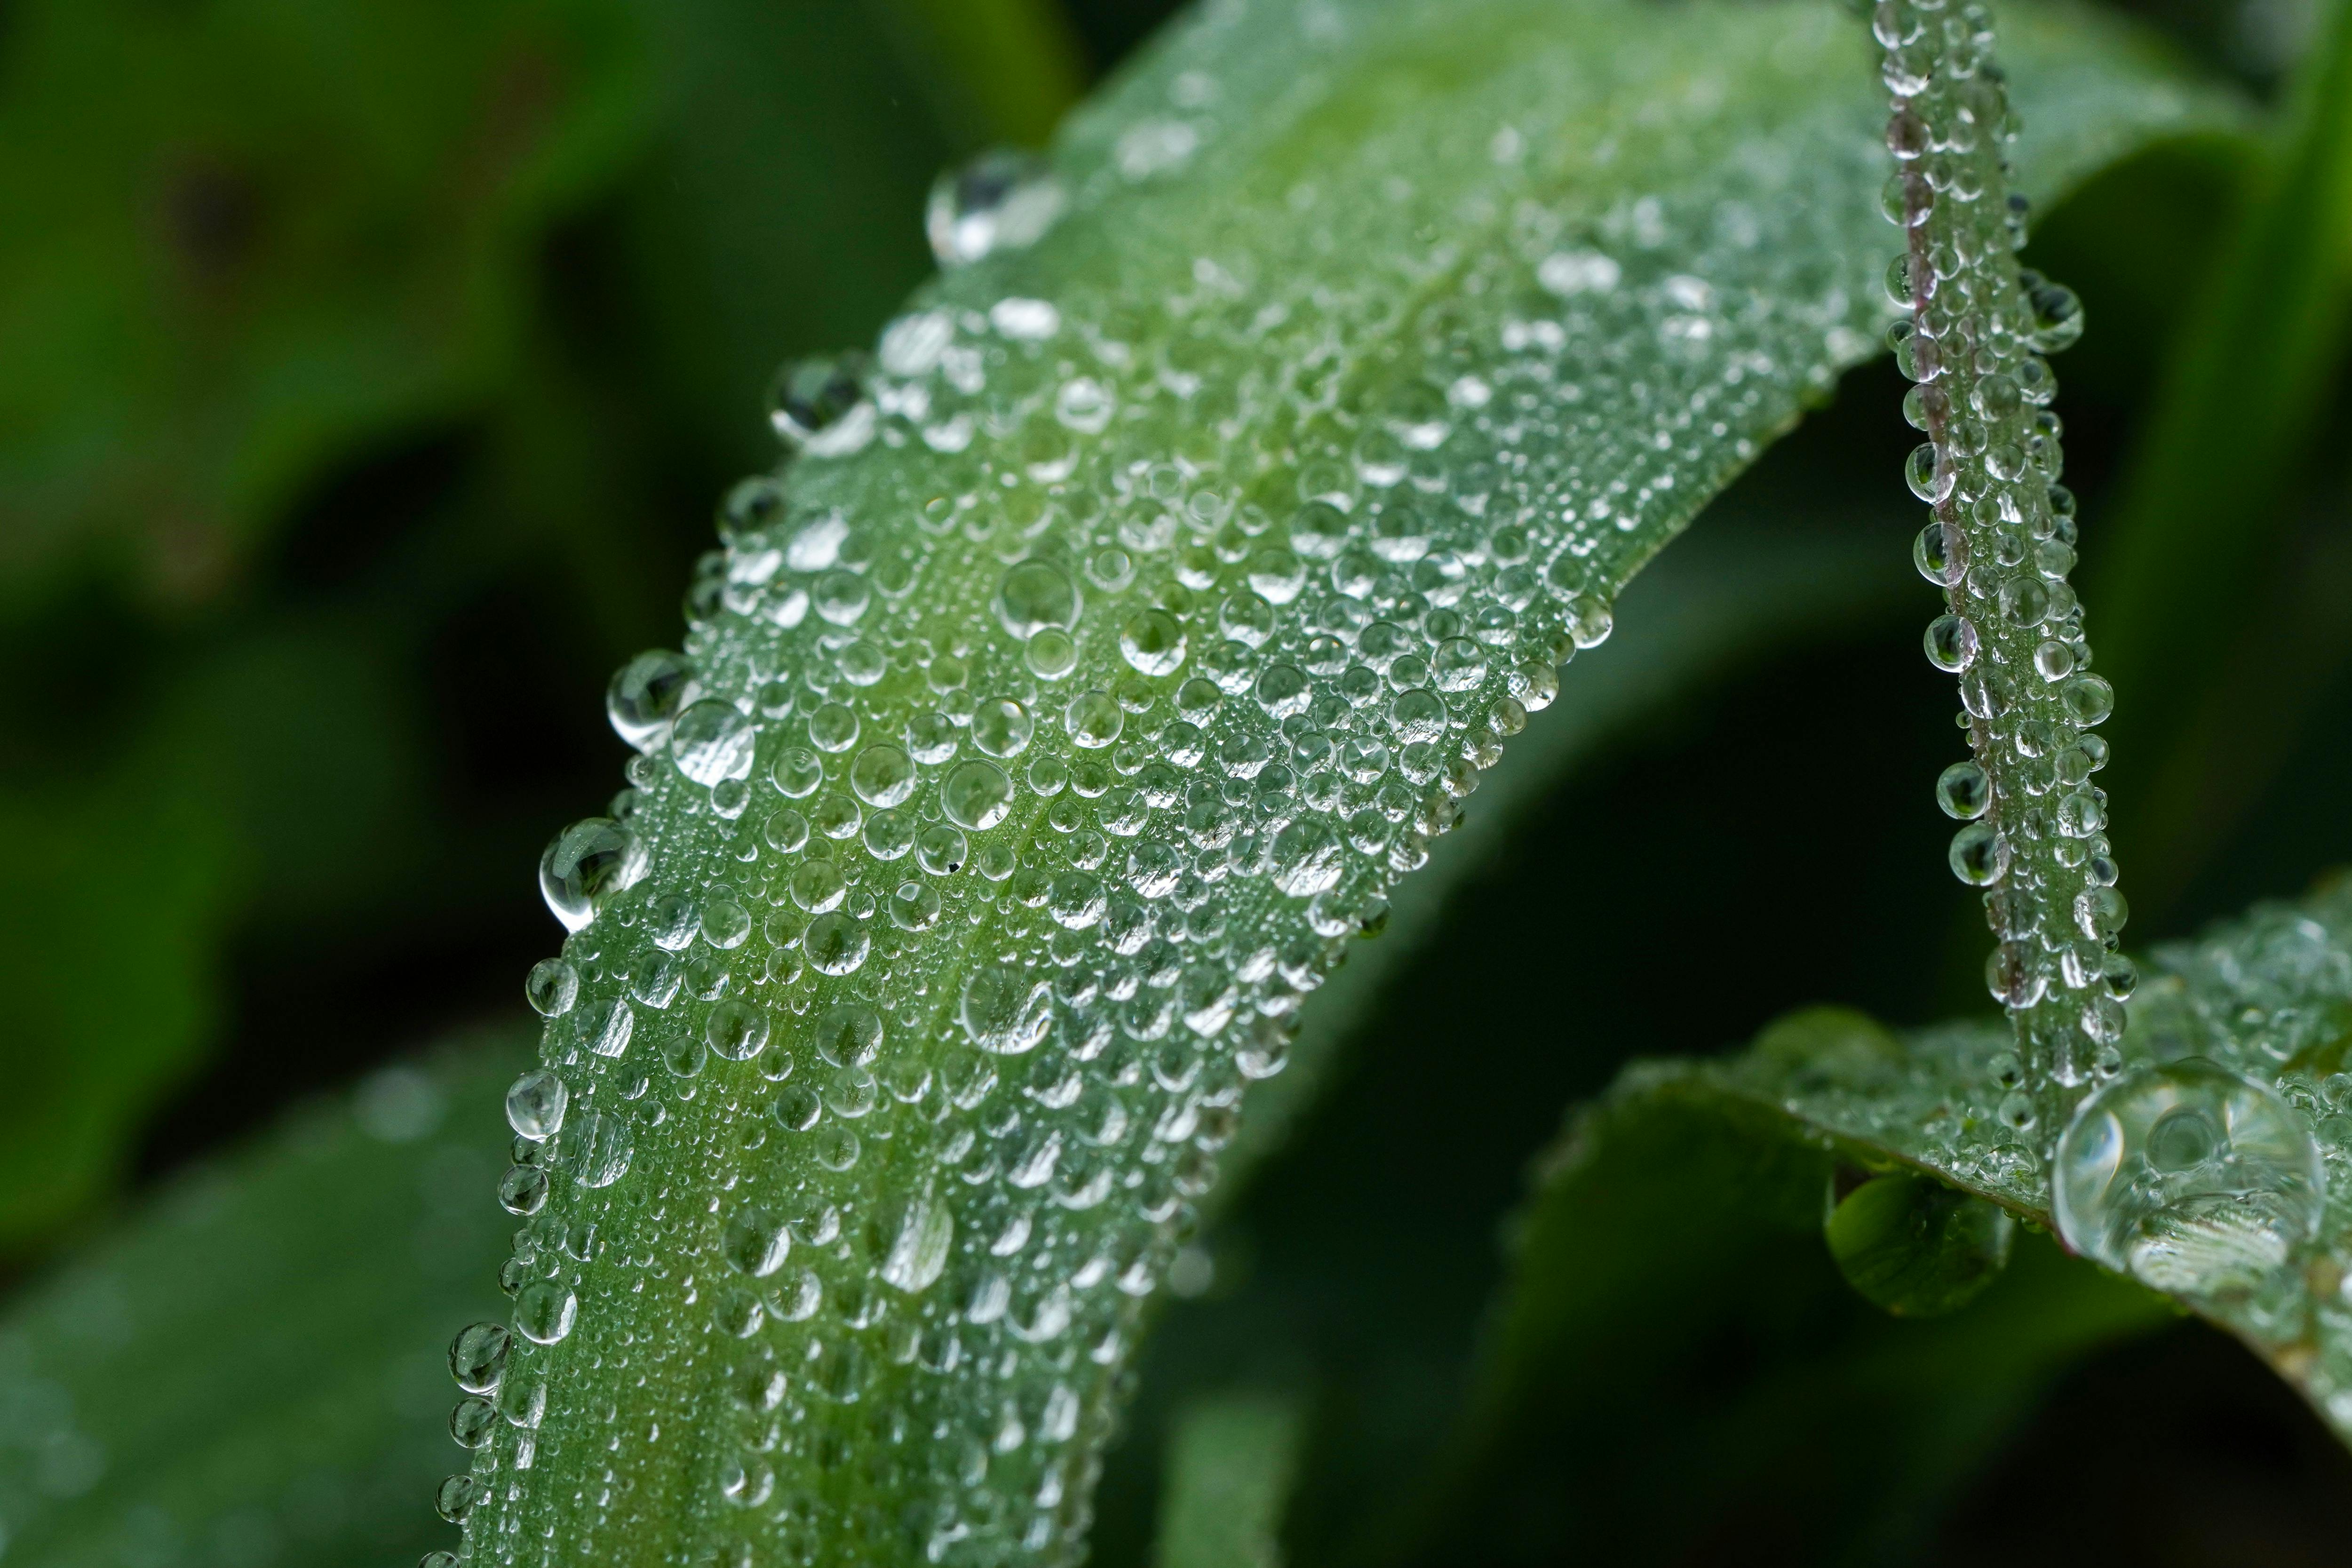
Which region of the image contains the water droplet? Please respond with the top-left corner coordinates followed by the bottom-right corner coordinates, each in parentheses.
top-left (1825, 1171), bottom-right (2012, 1316)
top-left (607, 650), bottom-right (697, 752)
top-left (723, 1207), bottom-right (791, 1277)
top-left (997, 560), bottom-right (1081, 641)
top-left (568, 1106), bottom-right (634, 1188)
top-left (768, 352), bottom-right (872, 453)
top-left (1936, 760), bottom-right (1989, 819)
top-left (804, 914), bottom-right (870, 976)
top-left (707, 1000), bottom-right (771, 1061)
top-left (1065, 690), bottom-right (1124, 748)
top-left (943, 759), bottom-right (1015, 830)
top-left (449, 1322), bottom-right (510, 1393)
top-left (850, 744), bottom-right (916, 808)
top-left (2055, 1059), bottom-right (2324, 1295)
top-left (539, 818), bottom-right (647, 932)
top-left (1948, 822), bottom-right (2008, 885)
top-left (883, 1193), bottom-right (955, 1293)
top-left (505, 1068), bottom-right (568, 1142)
top-left (926, 148), bottom-right (1065, 266)
top-left (671, 700), bottom-right (758, 786)
top-left (961, 969), bottom-right (1054, 1055)
top-left (525, 958), bottom-right (579, 1018)
top-left (1119, 609), bottom-right (1187, 677)
top-left (514, 1281), bottom-right (578, 1345)
top-left (1923, 613), bottom-right (1978, 673)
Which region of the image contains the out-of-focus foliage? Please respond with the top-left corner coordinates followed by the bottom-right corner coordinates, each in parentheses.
top-left (0, 0), bottom-right (1079, 1251)
top-left (0, 1033), bottom-right (524, 1568)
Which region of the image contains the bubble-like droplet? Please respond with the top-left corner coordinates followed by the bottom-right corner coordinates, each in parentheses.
top-left (707, 1000), bottom-right (771, 1061)
top-left (849, 744), bottom-right (916, 808)
top-left (1119, 609), bottom-right (1187, 677)
top-left (804, 914), bottom-right (869, 976)
top-left (1923, 613), bottom-right (1978, 673)
top-left (961, 968), bottom-right (1054, 1055)
top-left (514, 1281), bottom-right (578, 1345)
top-left (671, 700), bottom-right (758, 786)
top-left (525, 958), bottom-right (579, 1018)
top-left (567, 1106), bottom-right (634, 1188)
top-left (926, 149), bottom-right (1065, 266)
top-left (1948, 822), bottom-right (2007, 886)
top-left (723, 1207), bottom-right (792, 1278)
top-left (539, 818), bottom-right (647, 932)
top-left (768, 352), bottom-right (871, 450)
top-left (436, 1475), bottom-right (483, 1524)
top-left (942, 759), bottom-right (1015, 831)
top-left (882, 1194), bottom-right (954, 1293)
top-left (607, 650), bottom-right (697, 752)
top-left (449, 1322), bottom-right (511, 1393)
top-left (1065, 691), bottom-right (1124, 748)
top-left (2054, 1058), bottom-right (2323, 1295)
top-left (1935, 760), bottom-right (1989, 820)
top-left (997, 560), bottom-right (1080, 641)
top-left (1825, 1172), bottom-right (2012, 1317)
top-left (815, 1003), bottom-right (884, 1067)
top-left (505, 1068), bottom-right (568, 1142)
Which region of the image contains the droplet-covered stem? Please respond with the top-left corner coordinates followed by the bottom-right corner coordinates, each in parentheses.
top-left (1877, 0), bottom-right (2130, 1145)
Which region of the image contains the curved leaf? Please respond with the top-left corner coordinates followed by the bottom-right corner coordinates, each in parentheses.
top-left (442, 0), bottom-right (2236, 1562)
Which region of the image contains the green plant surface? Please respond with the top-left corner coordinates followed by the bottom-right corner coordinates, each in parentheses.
top-left (1151, 1391), bottom-right (1305, 1568)
top-left (1880, 0), bottom-right (2130, 1137)
top-left (1456, 869), bottom-right (2352, 1531)
top-left (440, 0), bottom-right (2234, 1561)
top-left (0, 1033), bottom-right (525, 1568)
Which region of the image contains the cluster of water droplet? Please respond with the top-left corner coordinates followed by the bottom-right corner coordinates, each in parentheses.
top-left (437, 3), bottom-right (1971, 1561)
top-left (1877, 0), bottom-right (2125, 1143)
top-left (1749, 881), bottom-right (2352, 1419)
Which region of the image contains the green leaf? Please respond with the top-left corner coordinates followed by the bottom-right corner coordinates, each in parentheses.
top-left (0, 1031), bottom-right (525, 1568)
top-left (1152, 1391), bottom-right (1305, 1568)
top-left (1416, 1031), bottom-right (2169, 1565)
top-left (1433, 872), bottom-right (2352, 1564)
top-left (444, 0), bottom-right (2236, 1561)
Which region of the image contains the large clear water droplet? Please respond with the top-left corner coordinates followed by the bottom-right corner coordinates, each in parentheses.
top-left (997, 559), bottom-right (1081, 641)
top-left (960, 969), bottom-right (1054, 1055)
top-left (538, 818), bottom-right (647, 932)
top-left (606, 650), bottom-right (698, 752)
top-left (926, 149), bottom-right (1066, 267)
top-left (882, 1193), bottom-right (955, 1293)
top-left (1824, 1170), bottom-right (2012, 1317)
top-left (2054, 1058), bottom-right (2324, 1295)
top-left (671, 700), bottom-right (758, 786)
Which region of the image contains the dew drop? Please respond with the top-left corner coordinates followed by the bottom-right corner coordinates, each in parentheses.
top-left (926, 148), bottom-right (1065, 266)
top-left (997, 560), bottom-right (1081, 641)
top-left (1825, 1171), bottom-right (2012, 1317)
top-left (514, 1281), bottom-right (578, 1345)
top-left (538, 818), bottom-right (647, 932)
top-left (671, 700), bottom-right (759, 786)
top-left (2054, 1059), bottom-right (2323, 1295)
top-left (505, 1068), bottom-right (569, 1142)
top-left (607, 651), bottom-right (698, 752)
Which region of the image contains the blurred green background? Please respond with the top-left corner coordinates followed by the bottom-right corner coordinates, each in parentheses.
top-left (8, 0), bottom-right (2352, 1560)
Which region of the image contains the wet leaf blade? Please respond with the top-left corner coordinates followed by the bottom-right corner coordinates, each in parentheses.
top-left (447, 0), bottom-right (2242, 1562)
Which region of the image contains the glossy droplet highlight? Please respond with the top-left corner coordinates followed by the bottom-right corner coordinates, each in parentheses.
top-left (2054, 1058), bottom-right (2323, 1295)
top-left (1824, 1171), bottom-right (2013, 1317)
top-left (538, 818), bottom-right (647, 932)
